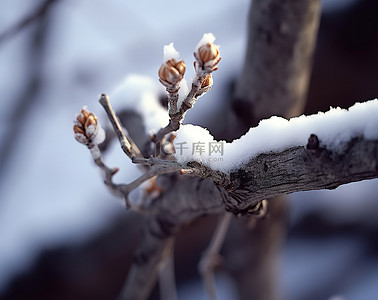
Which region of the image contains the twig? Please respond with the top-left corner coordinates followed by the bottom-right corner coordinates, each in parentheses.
top-left (90, 145), bottom-right (120, 191)
top-left (199, 212), bottom-right (233, 300)
top-left (99, 94), bottom-right (142, 160)
top-left (153, 77), bottom-right (207, 143)
top-left (88, 144), bottom-right (140, 209)
top-left (0, 0), bottom-right (59, 46)
top-left (132, 156), bottom-right (182, 168)
top-left (89, 145), bottom-right (178, 211)
top-left (159, 240), bottom-right (178, 300)
top-left (120, 166), bottom-right (180, 197)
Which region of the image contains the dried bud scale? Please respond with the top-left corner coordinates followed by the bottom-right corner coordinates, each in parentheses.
top-left (201, 74), bottom-right (213, 88)
top-left (196, 74), bottom-right (213, 96)
top-left (73, 107), bottom-right (105, 146)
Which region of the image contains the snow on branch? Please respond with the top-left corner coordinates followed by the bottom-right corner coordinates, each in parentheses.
top-left (174, 99), bottom-right (378, 213)
top-left (74, 33), bottom-right (378, 216)
top-left (175, 99), bottom-right (378, 172)
top-left (73, 30), bottom-right (378, 300)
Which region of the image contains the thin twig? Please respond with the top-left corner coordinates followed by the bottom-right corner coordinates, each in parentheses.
top-left (90, 145), bottom-right (120, 189)
top-left (89, 144), bottom-right (179, 211)
top-left (153, 75), bottom-right (209, 144)
top-left (0, 0), bottom-right (59, 46)
top-left (99, 94), bottom-right (142, 160)
top-left (121, 166), bottom-right (180, 196)
top-left (199, 212), bottom-right (233, 300)
top-left (132, 156), bottom-right (182, 168)
top-left (159, 240), bottom-right (178, 300)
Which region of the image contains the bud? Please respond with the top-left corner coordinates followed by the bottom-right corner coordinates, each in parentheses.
top-left (198, 43), bottom-right (219, 65)
top-left (194, 33), bottom-right (221, 73)
top-left (73, 107), bottom-right (105, 146)
top-left (158, 59), bottom-right (186, 87)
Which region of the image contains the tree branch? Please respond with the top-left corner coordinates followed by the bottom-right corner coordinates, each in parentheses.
top-left (100, 93), bottom-right (378, 216)
top-left (233, 0), bottom-right (321, 128)
top-left (117, 176), bottom-right (227, 300)
top-left (199, 212), bottom-right (233, 300)
top-left (99, 94), bottom-right (142, 159)
top-left (223, 135), bottom-right (378, 214)
top-left (230, 1), bottom-right (321, 298)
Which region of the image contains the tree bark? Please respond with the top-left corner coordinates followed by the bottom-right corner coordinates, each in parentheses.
top-left (233, 0), bottom-right (321, 128)
top-left (228, 1), bottom-right (321, 299)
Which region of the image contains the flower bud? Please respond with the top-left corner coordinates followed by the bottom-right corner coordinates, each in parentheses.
top-left (158, 59), bottom-right (186, 86)
top-left (194, 33), bottom-right (221, 73)
top-left (198, 43), bottom-right (219, 65)
top-left (73, 108), bottom-right (105, 146)
top-left (85, 114), bottom-right (97, 130)
top-left (73, 125), bottom-right (85, 135)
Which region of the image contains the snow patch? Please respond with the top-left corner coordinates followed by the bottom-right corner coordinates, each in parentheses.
top-left (177, 78), bottom-right (189, 111)
top-left (110, 75), bottom-right (169, 134)
top-left (92, 124), bottom-right (105, 145)
top-left (163, 42), bottom-right (180, 62)
top-left (174, 99), bottom-right (378, 172)
top-left (195, 33), bottom-right (216, 52)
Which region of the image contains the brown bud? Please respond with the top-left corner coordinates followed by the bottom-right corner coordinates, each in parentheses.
top-left (84, 114), bottom-right (97, 130)
top-left (81, 109), bottom-right (90, 119)
top-left (201, 74), bottom-right (213, 88)
top-left (74, 108), bottom-right (104, 145)
top-left (198, 43), bottom-right (219, 64)
top-left (175, 60), bottom-right (186, 76)
top-left (158, 59), bottom-right (186, 86)
top-left (73, 124), bottom-right (85, 135)
top-left (76, 113), bottom-right (86, 125)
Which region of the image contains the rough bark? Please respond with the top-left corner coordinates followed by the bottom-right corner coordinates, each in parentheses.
top-left (229, 1), bottom-right (321, 299)
top-left (224, 136), bottom-right (378, 213)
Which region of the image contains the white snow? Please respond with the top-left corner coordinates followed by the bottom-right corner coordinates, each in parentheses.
top-left (163, 42), bottom-right (180, 62)
top-left (174, 99), bottom-right (378, 172)
top-left (195, 33), bottom-right (217, 52)
top-left (91, 123), bottom-right (105, 145)
top-left (177, 78), bottom-right (189, 111)
top-left (110, 75), bottom-right (169, 134)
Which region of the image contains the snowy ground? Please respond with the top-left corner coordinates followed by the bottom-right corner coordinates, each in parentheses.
top-left (0, 0), bottom-right (377, 298)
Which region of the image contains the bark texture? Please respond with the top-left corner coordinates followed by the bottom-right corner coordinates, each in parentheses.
top-left (228, 1), bottom-right (321, 299)
top-left (224, 136), bottom-right (378, 213)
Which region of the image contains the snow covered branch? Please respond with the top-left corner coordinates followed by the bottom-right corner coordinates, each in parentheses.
top-left (94, 90), bottom-right (378, 217)
top-left (73, 30), bottom-right (378, 300)
top-left (173, 100), bottom-right (378, 213)
top-left (224, 134), bottom-right (378, 213)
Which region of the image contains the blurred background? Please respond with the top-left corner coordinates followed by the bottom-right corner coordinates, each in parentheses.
top-left (1, 0), bottom-right (378, 299)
